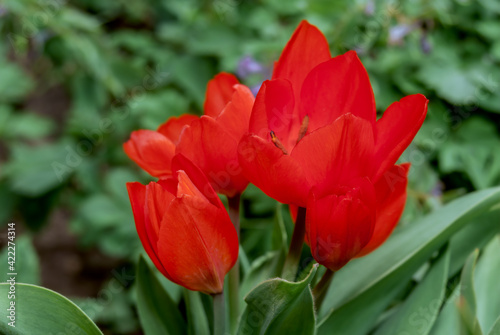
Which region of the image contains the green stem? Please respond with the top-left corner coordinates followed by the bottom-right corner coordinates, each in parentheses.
top-left (227, 194), bottom-right (241, 234)
top-left (227, 194), bottom-right (241, 334)
top-left (281, 206), bottom-right (307, 280)
top-left (212, 292), bottom-right (226, 335)
top-left (312, 269), bottom-right (335, 311)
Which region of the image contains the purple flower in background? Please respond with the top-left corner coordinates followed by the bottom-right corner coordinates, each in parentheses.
top-left (0, 6), bottom-right (8, 17)
top-left (388, 24), bottom-right (416, 45)
top-left (237, 55), bottom-right (265, 78)
top-left (364, 0), bottom-right (375, 16)
top-left (420, 34), bottom-right (432, 54)
top-left (431, 181), bottom-right (443, 198)
top-left (237, 55), bottom-right (270, 96)
top-left (250, 84), bottom-right (262, 96)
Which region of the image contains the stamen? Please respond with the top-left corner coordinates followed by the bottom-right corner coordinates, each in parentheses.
top-left (270, 131), bottom-right (288, 155)
top-left (297, 115), bottom-right (309, 143)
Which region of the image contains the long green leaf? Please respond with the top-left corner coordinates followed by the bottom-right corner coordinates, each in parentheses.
top-left (184, 290), bottom-right (211, 335)
top-left (430, 250), bottom-right (483, 335)
top-left (459, 250), bottom-right (483, 335)
top-left (237, 264), bottom-right (317, 335)
top-left (449, 211), bottom-right (500, 276)
top-left (429, 285), bottom-right (462, 335)
top-left (487, 316), bottom-right (500, 335)
top-left (374, 248), bottom-right (450, 335)
top-left (475, 236), bottom-right (500, 334)
top-left (136, 256), bottom-right (186, 335)
top-left (0, 283), bottom-right (102, 335)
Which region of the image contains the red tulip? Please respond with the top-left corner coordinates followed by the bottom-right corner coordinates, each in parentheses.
top-left (127, 155), bottom-right (239, 294)
top-left (238, 21), bottom-right (427, 207)
top-left (176, 73), bottom-right (254, 197)
top-left (123, 114), bottom-right (198, 178)
top-left (237, 20), bottom-right (427, 270)
top-left (307, 164), bottom-right (410, 270)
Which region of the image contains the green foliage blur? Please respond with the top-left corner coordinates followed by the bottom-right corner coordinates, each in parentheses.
top-left (0, 0), bottom-right (499, 333)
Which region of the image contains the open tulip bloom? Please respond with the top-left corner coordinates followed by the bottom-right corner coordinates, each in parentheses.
top-left (125, 20), bottom-right (428, 335)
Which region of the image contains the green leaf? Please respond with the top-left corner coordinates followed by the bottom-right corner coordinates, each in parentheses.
top-left (237, 264), bottom-right (318, 335)
top-left (80, 194), bottom-right (127, 229)
top-left (135, 256), bottom-right (186, 335)
top-left (374, 248), bottom-right (450, 335)
top-left (487, 316), bottom-right (500, 335)
top-left (0, 235), bottom-right (40, 285)
top-left (429, 284), bottom-right (462, 335)
top-left (184, 290), bottom-right (211, 335)
top-left (475, 236), bottom-right (500, 334)
top-left (0, 107), bottom-right (55, 140)
top-left (459, 250), bottom-right (483, 335)
top-left (131, 90), bottom-right (190, 130)
top-left (317, 269), bottom-right (409, 335)
top-left (418, 61), bottom-right (476, 105)
top-left (171, 56), bottom-right (212, 110)
top-left (104, 168), bottom-right (140, 207)
top-left (2, 142), bottom-right (72, 196)
top-left (438, 118), bottom-right (500, 189)
top-left (318, 187), bottom-right (500, 334)
top-left (239, 251), bottom-right (282, 307)
top-left (0, 283), bottom-right (102, 335)
top-left (430, 250), bottom-right (483, 335)
top-left (0, 62), bottom-right (33, 102)
top-left (449, 211), bottom-right (500, 276)
top-left (271, 204), bottom-right (288, 253)
top-left (58, 8), bottom-right (101, 32)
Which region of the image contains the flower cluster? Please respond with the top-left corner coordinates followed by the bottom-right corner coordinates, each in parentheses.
top-left (124, 20), bottom-right (428, 293)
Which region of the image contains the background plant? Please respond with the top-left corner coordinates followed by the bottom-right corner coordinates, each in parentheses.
top-left (0, 0), bottom-right (499, 334)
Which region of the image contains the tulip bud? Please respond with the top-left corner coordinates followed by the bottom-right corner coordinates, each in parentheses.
top-left (127, 155), bottom-right (239, 294)
top-left (306, 178), bottom-right (376, 271)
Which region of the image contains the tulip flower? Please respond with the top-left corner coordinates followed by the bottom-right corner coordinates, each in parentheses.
top-left (238, 20), bottom-right (428, 272)
top-left (127, 155), bottom-right (239, 294)
top-left (307, 164), bottom-right (410, 271)
top-left (176, 73), bottom-right (254, 197)
top-left (239, 21), bottom-right (427, 207)
top-left (123, 114), bottom-right (198, 178)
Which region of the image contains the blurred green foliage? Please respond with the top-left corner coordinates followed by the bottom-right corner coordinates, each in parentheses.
top-left (0, 0), bottom-right (499, 333)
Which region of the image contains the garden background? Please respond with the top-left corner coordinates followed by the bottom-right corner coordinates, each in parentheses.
top-left (1, 0), bottom-right (499, 334)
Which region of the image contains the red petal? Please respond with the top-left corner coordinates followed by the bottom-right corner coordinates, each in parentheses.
top-left (299, 51), bottom-right (376, 133)
top-left (157, 114), bottom-right (198, 143)
top-left (249, 79), bottom-right (298, 153)
top-left (144, 182), bottom-right (175, 240)
top-left (290, 113), bottom-right (375, 197)
top-left (157, 195), bottom-right (238, 294)
top-left (356, 163), bottom-right (410, 257)
top-left (171, 154), bottom-right (223, 208)
top-left (306, 178), bottom-right (376, 271)
top-left (177, 116), bottom-right (249, 197)
top-left (216, 84), bottom-right (254, 141)
top-left (204, 72), bottom-right (239, 118)
top-left (272, 20), bottom-right (331, 102)
top-left (123, 130), bottom-right (175, 178)
top-left (373, 94), bottom-right (428, 181)
top-left (176, 170), bottom-right (208, 200)
top-left (127, 182), bottom-right (171, 279)
top-left (238, 134), bottom-right (309, 206)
